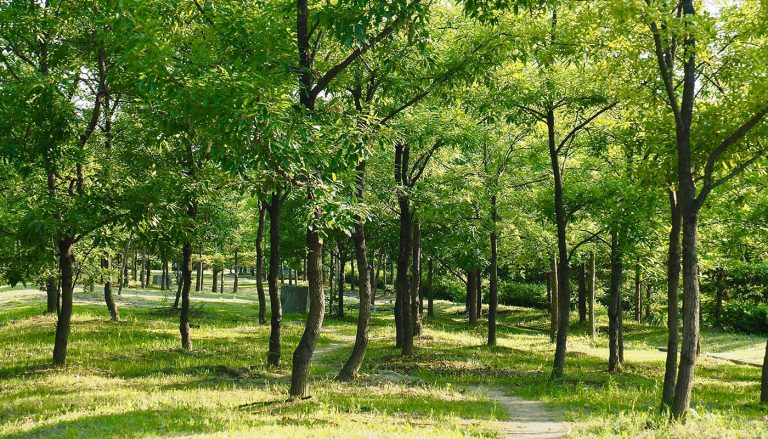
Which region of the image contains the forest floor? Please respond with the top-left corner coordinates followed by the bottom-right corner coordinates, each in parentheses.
top-left (0, 277), bottom-right (766, 438)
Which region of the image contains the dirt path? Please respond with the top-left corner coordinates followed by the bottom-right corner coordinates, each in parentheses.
top-left (472, 385), bottom-right (570, 439)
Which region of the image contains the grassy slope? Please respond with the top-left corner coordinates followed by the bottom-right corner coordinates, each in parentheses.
top-left (0, 279), bottom-right (766, 438)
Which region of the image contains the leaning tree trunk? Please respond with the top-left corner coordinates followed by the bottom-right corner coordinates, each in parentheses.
top-left (267, 192), bottom-right (283, 367)
top-left (337, 163), bottom-right (373, 381)
top-left (256, 204), bottom-right (267, 324)
top-left (588, 252), bottom-right (596, 339)
top-left (102, 255), bottom-right (119, 321)
top-left (410, 218), bottom-right (422, 337)
top-left (289, 218), bottom-right (325, 398)
top-left (46, 275), bottom-right (57, 313)
top-left (662, 190), bottom-right (682, 409)
top-left (608, 232), bottom-right (624, 372)
top-left (180, 240), bottom-right (193, 350)
top-left (52, 237), bottom-right (74, 366)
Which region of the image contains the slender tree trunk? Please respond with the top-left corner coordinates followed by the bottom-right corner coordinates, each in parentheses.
top-left (548, 108), bottom-right (571, 380)
top-left (389, 257), bottom-right (394, 286)
top-left (52, 237), bottom-right (74, 365)
top-left (338, 163), bottom-right (373, 381)
top-left (132, 251), bottom-right (137, 282)
top-left (140, 248), bottom-right (146, 288)
top-left (289, 202), bottom-right (325, 399)
top-left (427, 257), bottom-right (435, 319)
top-left (608, 232), bottom-right (623, 372)
top-left (46, 275), bottom-right (57, 313)
top-left (488, 196), bottom-right (499, 345)
top-left (475, 268), bottom-right (482, 319)
top-left (468, 269), bottom-right (478, 325)
top-left (349, 257), bottom-right (355, 291)
top-left (761, 339), bottom-right (768, 403)
top-left (635, 262), bottom-right (642, 322)
top-left (329, 252), bottom-right (335, 314)
top-left (233, 249), bottom-right (239, 293)
top-left (267, 193), bottom-right (283, 367)
top-left (219, 268), bottom-right (224, 293)
top-left (212, 268), bottom-right (218, 293)
top-left (102, 255), bottom-right (119, 321)
top-left (662, 190), bottom-right (682, 409)
top-left (180, 240), bottom-right (193, 350)
top-left (163, 258), bottom-right (170, 290)
top-left (411, 218), bottom-right (423, 337)
top-left (118, 239), bottom-right (130, 294)
top-left (338, 254), bottom-right (345, 318)
top-left (589, 252), bottom-right (596, 339)
top-left (256, 204), bottom-right (267, 324)
top-left (549, 256), bottom-right (558, 343)
top-left (578, 263), bottom-right (587, 324)
top-left (173, 267), bottom-right (182, 309)
top-left (398, 196), bottom-right (414, 354)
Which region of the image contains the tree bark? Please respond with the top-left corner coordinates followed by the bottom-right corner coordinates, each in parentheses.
top-left (396, 195), bottom-right (413, 352)
top-left (662, 190), bottom-right (682, 409)
top-left (267, 192), bottom-right (283, 367)
top-left (337, 252), bottom-right (345, 318)
top-left (411, 218), bottom-right (422, 336)
top-left (46, 275), bottom-right (57, 313)
top-left (588, 252), bottom-right (596, 339)
top-left (548, 108), bottom-right (571, 380)
top-left (180, 240), bottom-right (193, 350)
top-left (233, 249), bottom-right (239, 293)
top-left (475, 267), bottom-right (482, 319)
top-left (52, 237), bottom-right (74, 365)
top-left (256, 204), bottom-right (267, 324)
top-left (329, 252), bottom-right (335, 314)
top-left (635, 262), bottom-right (642, 322)
top-left (468, 269), bottom-right (478, 325)
top-left (549, 256), bottom-right (559, 343)
top-left (488, 196), bottom-right (499, 345)
top-left (608, 232), bottom-right (623, 372)
top-left (578, 263), bottom-right (587, 324)
top-left (338, 163), bottom-right (373, 381)
top-left (102, 255), bottom-right (119, 321)
top-left (427, 257), bottom-right (435, 318)
top-left (212, 268), bottom-right (219, 293)
top-left (289, 209), bottom-right (325, 398)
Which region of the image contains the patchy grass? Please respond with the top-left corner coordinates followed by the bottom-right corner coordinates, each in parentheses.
top-left (0, 284), bottom-right (766, 438)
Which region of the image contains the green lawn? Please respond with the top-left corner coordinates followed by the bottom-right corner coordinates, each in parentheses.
top-left (0, 282), bottom-right (766, 438)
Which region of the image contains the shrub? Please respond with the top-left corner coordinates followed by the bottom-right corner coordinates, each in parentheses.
top-left (719, 300), bottom-right (768, 334)
top-left (499, 281), bottom-right (548, 309)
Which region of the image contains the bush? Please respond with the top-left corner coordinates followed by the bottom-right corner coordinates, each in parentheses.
top-left (499, 281), bottom-right (548, 309)
top-left (720, 300), bottom-right (768, 334)
top-left (433, 277), bottom-right (465, 303)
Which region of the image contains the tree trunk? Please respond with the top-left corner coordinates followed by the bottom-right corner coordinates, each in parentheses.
top-left (761, 338), bottom-right (768, 403)
top-left (475, 267), bottom-right (482, 319)
top-left (713, 267), bottom-right (724, 326)
top-left (549, 256), bottom-right (558, 343)
top-left (102, 255), bottom-right (119, 321)
top-left (233, 249), bottom-right (239, 293)
top-left (180, 240), bottom-right (193, 350)
top-left (256, 204), bottom-right (267, 324)
top-left (267, 192), bottom-right (283, 367)
top-left (645, 282), bottom-right (652, 320)
top-left (212, 268), bottom-right (218, 293)
top-left (140, 248), bottom-right (146, 288)
top-left (132, 251), bottom-right (137, 282)
top-left (488, 197), bottom-right (499, 345)
top-left (337, 254), bottom-right (345, 318)
top-left (608, 232), bottom-right (623, 372)
top-left (397, 196), bottom-right (414, 354)
top-left (547, 104), bottom-right (572, 379)
top-left (220, 268), bottom-right (224, 293)
top-left (662, 190), bottom-right (682, 410)
top-left (289, 215), bottom-right (325, 398)
top-left (635, 262), bottom-right (642, 322)
top-left (173, 267), bottom-right (182, 309)
top-left (578, 263), bottom-right (586, 324)
top-left (411, 218), bottom-right (423, 337)
top-left (329, 252), bottom-right (335, 314)
top-left (427, 257), bottom-right (435, 319)
top-left (349, 257), bottom-right (355, 291)
top-left (588, 252), bottom-right (596, 339)
top-left (338, 163), bottom-right (373, 381)
top-left (52, 237), bottom-right (74, 365)
top-left (46, 275), bottom-right (57, 313)
top-left (468, 269), bottom-right (478, 325)
top-left (163, 258), bottom-right (170, 290)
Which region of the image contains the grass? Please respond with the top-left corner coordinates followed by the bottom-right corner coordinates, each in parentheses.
top-left (0, 279), bottom-right (766, 438)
